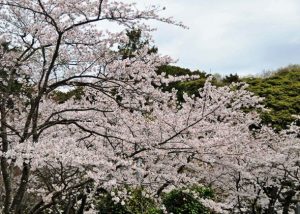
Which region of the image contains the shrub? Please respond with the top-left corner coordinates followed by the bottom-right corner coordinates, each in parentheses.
top-left (162, 186), bottom-right (213, 214)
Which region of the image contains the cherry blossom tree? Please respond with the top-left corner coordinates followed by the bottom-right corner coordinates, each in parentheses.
top-left (193, 120), bottom-right (300, 213)
top-left (0, 0), bottom-right (299, 214)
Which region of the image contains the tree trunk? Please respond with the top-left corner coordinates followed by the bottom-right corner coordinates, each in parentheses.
top-left (0, 101), bottom-right (12, 214)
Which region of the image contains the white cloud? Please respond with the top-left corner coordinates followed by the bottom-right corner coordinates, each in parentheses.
top-left (122, 0), bottom-right (300, 75)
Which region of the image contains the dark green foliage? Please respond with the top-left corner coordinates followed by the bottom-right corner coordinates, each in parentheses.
top-left (157, 65), bottom-right (208, 102)
top-left (0, 43), bottom-right (21, 96)
top-left (118, 28), bottom-right (158, 59)
top-left (168, 78), bottom-right (207, 102)
top-left (95, 192), bottom-right (130, 214)
top-left (242, 65), bottom-right (300, 130)
top-left (156, 65), bottom-right (206, 78)
top-left (0, 70), bottom-right (23, 95)
top-left (223, 73), bottom-right (240, 84)
top-left (96, 188), bottom-right (161, 214)
top-left (52, 87), bottom-right (84, 103)
top-left (162, 186), bottom-right (213, 214)
top-left (124, 189), bottom-right (161, 214)
top-left (0, 42), bottom-right (33, 110)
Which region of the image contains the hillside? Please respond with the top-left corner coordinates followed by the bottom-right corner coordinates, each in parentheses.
top-left (158, 64), bottom-right (300, 130)
top-left (242, 65), bottom-right (300, 130)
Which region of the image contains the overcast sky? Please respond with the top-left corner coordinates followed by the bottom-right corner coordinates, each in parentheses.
top-left (130, 0), bottom-right (300, 76)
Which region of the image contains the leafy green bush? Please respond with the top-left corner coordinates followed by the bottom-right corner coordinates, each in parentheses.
top-left (162, 186), bottom-right (213, 214)
top-left (95, 188), bottom-right (161, 214)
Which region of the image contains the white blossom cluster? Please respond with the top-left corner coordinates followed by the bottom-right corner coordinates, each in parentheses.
top-left (0, 0), bottom-right (299, 213)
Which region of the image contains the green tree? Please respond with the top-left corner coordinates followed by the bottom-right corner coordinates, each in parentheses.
top-left (118, 28), bottom-right (158, 59)
top-left (223, 73), bottom-right (240, 84)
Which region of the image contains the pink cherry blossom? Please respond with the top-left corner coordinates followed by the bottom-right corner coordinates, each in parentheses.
top-left (0, 1), bottom-right (299, 213)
